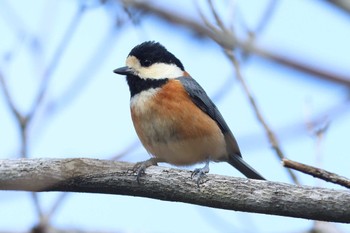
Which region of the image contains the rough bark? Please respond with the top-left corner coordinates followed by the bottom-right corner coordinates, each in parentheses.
top-left (0, 158), bottom-right (349, 223)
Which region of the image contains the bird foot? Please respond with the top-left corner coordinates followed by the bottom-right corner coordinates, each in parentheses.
top-left (132, 158), bottom-right (159, 184)
top-left (191, 161), bottom-right (210, 187)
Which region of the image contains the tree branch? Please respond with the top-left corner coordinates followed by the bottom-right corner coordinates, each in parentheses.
top-left (324, 0), bottom-right (350, 16)
top-left (282, 158), bottom-right (350, 189)
top-left (120, 0), bottom-right (350, 88)
top-left (224, 49), bottom-right (300, 185)
top-left (0, 158), bottom-right (349, 223)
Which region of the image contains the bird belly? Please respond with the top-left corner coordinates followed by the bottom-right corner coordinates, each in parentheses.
top-left (145, 132), bottom-right (227, 165)
top-left (130, 82), bottom-right (227, 165)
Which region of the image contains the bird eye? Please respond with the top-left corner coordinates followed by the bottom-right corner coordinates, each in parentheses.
top-left (143, 59), bottom-right (151, 67)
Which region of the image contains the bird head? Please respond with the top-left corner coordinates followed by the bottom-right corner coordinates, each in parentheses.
top-left (113, 41), bottom-right (185, 80)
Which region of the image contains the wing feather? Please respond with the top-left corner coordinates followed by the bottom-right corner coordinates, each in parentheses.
top-left (177, 76), bottom-right (242, 157)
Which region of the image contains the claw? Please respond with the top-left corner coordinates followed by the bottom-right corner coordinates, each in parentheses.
top-left (132, 162), bottom-right (146, 184)
top-left (132, 158), bottom-right (160, 184)
top-left (191, 160), bottom-right (210, 187)
top-left (191, 169), bottom-right (199, 179)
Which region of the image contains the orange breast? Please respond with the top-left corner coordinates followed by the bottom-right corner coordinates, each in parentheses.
top-left (131, 80), bottom-right (227, 165)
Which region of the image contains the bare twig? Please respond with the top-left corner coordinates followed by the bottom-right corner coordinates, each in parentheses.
top-left (254, 0), bottom-right (279, 35)
top-left (30, 192), bottom-right (44, 220)
top-left (0, 0), bottom-right (28, 41)
top-left (207, 0), bottom-right (226, 31)
top-left (37, 9), bottom-right (135, 222)
top-left (304, 99), bottom-right (332, 190)
top-left (120, 0), bottom-right (350, 185)
top-left (324, 0), bottom-right (350, 16)
top-left (0, 2), bottom-right (88, 224)
top-left (0, 71), bottom-right (23, 123)
top-left (240, 0), bottom-right (279, 59)
top-left (121, 0), bottom-right (350, 88)
top-left (199, 1), bottom-right (299, 183)
top-left (1, 158), bottom-right (350, 223)
top-left (45, 193), bottom-right (69, 222)
top-left (0, 72), bottom-right (43, 218)
top-left (224, 51), bottom-right (299, 184)
top-left (27, 3), bottom-right (87, 122)
top-left (44, 16), bottom-right (120, 116)
top-left (260, 98), bottom-right (349, 150)
top-left (0, 38), bottom-right (30, 158)
top-left (282, 158), bottom-right (350, 189)
top-left (222, 2), bottom-right (301, 183)
top-left (304, 100), bottom-right (331, 138)
top-left (248, 45), bottom-right (350, 88)
top-left (39, 18), bottom-right (125, 223)
top-left (125, 0), bottom-right (300, 183)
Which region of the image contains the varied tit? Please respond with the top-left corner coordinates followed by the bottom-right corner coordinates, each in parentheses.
top-left (114, 41), bottom-right (265, 185)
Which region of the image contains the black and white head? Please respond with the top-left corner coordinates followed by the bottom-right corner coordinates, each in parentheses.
top-left (114, 41), bottom-right (184, 80)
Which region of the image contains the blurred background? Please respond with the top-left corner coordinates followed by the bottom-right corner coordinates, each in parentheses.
top-left (1, 0), bottom-right (350, 232)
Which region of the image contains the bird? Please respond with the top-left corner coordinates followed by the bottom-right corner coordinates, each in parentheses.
top-left (113, 41), bottom-right (265, 185)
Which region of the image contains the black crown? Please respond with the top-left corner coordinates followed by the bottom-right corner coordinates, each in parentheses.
top-left (129, 41), bottom-right (184, 70)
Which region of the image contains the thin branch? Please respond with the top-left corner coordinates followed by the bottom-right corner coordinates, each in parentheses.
top-left (195, 0), bottom-right (299, 184)
top-left (253, 0), bottom-right (279, 35)
top-left (196, 3), bottom-right (222, 36)
top-left (304, 102), bottom-right (331, 188)
top-left (121, 0), bottom-right (350, 88)
top-left (240, 0), bottom-right (279, 59)
top-left (44, 18), bottom-right (120, 117)
top-left (207, 0), bottom-right (226, 31)
top-left (30, 192), bottom-right (44, 220)
top-left (324, 0), bottom-right (350, 16)
top-left (45, 192), bottom-right (68, 222)
top-left (224, 50), bottom-right (300, 184)
top-left (0, 67), bottom-right (29, 159)
top-left (121, 0), bottom-right (234, 47)
top-left (27, 3), bottom-right (87, 122)
top-left (282, 158), bottom-right (350, 189)
top-left (0, 158), bottom-right (350, 223)
top-left (0, 58), bottom-right (43, 221)
top-left (0, 0), bottom-right (28, 41)
top-left (39, 22), bottom-right (124, 223)
top-left (248, 44), bottom-right (350, 88)
top-left (247, 98), bottom-right (349, 150)
top-left (0, 2), bottom-right (87, 221)
top-left (0, 71), bottom-right (23, 122)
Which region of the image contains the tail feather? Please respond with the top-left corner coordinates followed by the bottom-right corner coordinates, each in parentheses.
top-left (227, 154), bottom-right (265, 180)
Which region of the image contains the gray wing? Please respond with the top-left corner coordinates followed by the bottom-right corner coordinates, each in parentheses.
top-left (177, 76), bottom-right (266, 180)
top-left (177, 76), bottom-right (242, 157)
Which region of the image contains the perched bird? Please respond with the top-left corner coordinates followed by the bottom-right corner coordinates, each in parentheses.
top-left (114, 41), bottom-right (265, 185)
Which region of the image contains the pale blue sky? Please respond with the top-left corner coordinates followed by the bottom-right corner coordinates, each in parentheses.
top-left (1, 0), bottom-right (350, 232)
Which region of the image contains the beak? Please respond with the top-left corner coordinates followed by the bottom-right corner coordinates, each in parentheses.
top-left (113, 66), bottom-right (133, 75)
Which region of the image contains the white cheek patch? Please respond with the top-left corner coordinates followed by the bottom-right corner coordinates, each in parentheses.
top-left (126, 56), bottom-right (140, 70)
top-left (125, 55), bottom-right (183, 80)
top-left (138, 63), bottom-right (183, 80)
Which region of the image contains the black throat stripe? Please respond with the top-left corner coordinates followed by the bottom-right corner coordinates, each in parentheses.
top-left (126, 74), bottom-right (168, 97)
